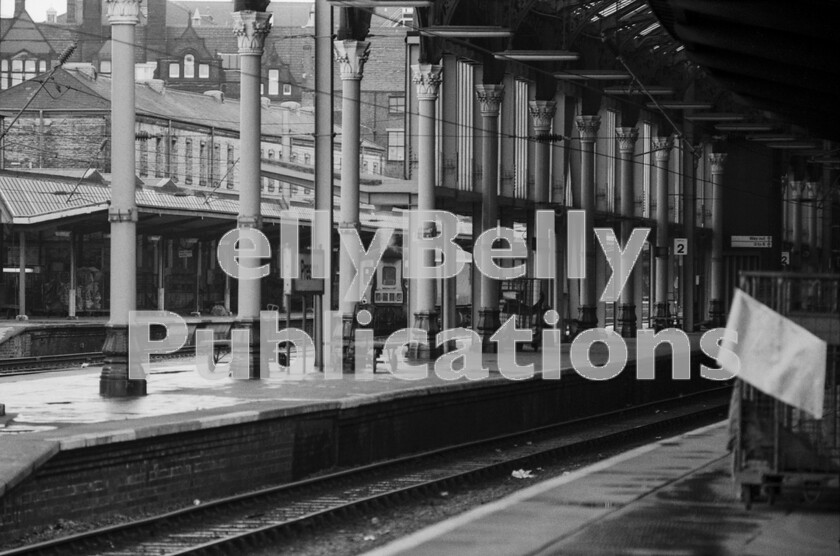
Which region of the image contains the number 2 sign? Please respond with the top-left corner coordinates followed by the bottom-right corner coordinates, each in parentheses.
top-left (674, 238), bottom-right (688, 256)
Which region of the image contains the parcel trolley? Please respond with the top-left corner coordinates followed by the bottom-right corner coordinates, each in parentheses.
top-left (732, 272), bottom-right (840, 508)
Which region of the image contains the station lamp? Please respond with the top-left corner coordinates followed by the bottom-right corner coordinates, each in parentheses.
top-left (495, 50), bottom-right (580, 61)
top-left (554, 70), bottom-right (631, 80)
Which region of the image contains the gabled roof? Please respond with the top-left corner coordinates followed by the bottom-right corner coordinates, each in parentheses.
top-left (0, 10), bottom-right (55, 57)
top-left (0, 68), bottom-right (109, 111)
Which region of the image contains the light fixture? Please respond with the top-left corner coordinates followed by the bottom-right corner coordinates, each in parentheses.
top-left (745, 134), bottom-right (798, 142)
top-left (647, 101), bottom-right (713, 110)
top-left (554, 70), bottom-right (631, 80)
top-left (604, 85), bottom-right (673, 95)
top-left (715, 123), bottom-right (775, 132)
top-left (765, 142), bottom-right (822, 149)
top-left (421, 26), bottom-right (512, 38)
top-left (684, 113), bottom-right (746, 122)
top-left (327, 1), bottom-right (432, 6)
top-left (495, 50), bottom-right (580, 62)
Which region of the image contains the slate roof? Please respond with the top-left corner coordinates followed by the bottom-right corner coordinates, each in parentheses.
top-left (0, 68), bottom-right (384, 150)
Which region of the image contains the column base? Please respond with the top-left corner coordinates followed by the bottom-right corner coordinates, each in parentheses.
top-left (407, 311), bottom-right (440, 359)
top-left (100, 325), bottom-right (147, 397)
top-left (477, 308), bottom-right (500, 353)
top-left (618, 303), bottom-right (637, 338)
top-left (708, 299), bottom-right (725, 328)
top-left (653, 302), bottom-right (670, 331)
top-left (232, 317), bottom-right (261, 379)
top-left (578, 306), bottom-right (598, 331)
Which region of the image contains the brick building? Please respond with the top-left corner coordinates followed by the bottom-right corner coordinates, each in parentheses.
top-left (1, 0), bottom-right (411, 177)
top-left (0, 67), bottom-right (386, 200)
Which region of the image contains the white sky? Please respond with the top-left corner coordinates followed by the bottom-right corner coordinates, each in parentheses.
top-left (1, 1), bottom-right (311, 22)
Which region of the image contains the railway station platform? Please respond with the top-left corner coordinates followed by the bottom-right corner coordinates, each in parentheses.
top-left (0, 334), bottom-right (721, 544)
top-left (367, 422), bottom-right (840, 556)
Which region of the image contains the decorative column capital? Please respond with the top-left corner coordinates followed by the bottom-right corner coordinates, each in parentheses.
top-left (575, 115), bottom-right (601, 143)
top-left (411, 64), bottom-right (443, 101)
top-left (232, 11), bottom-right (272, 55)
top-left (616, 127), bottom-right (639, 154)
top-left (803, 181), bottom-right (818, 200)
top-left (106, 0), bottom-right (140, 24)
top-left (475, 84), bottom-right (505, 117)
top-left (528, 100), bottom-right (556, 132)
top-left (334, 40), bottom-right (371, 81)
top-left (709, 153), bottom-right (727, 174)
top-left (653, 136), bottom-right (674, 162)
top-left (789, 180), bottom-right (804, 199)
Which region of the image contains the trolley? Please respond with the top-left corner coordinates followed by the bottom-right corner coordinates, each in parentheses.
top-left (732, 272), bottom-right (840, 509)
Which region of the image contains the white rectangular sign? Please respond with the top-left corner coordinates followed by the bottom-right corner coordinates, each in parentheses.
top-left (731, 235), bottom-right (773, 248)
top-left (674, 238), bottom-right (688, 256)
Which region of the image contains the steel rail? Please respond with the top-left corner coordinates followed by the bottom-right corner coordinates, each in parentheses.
top-left (0, 387), bottom-right (730, 556)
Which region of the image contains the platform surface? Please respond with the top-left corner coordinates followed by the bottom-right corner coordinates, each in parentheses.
top-left (0, 334), bottom-right (700, 499)
top-left (366, 422), bottom-right (840, 556)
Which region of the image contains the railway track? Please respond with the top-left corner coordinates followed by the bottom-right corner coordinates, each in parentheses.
top-left (0, 388), bottom-right (730, 556)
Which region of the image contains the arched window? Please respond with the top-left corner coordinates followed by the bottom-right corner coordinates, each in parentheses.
top-left (184, 54), bottom-right (195, 78)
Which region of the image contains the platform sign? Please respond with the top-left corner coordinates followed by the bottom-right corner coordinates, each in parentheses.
top-left (178, 249), bottom-right (192, 258)
top-left (674, 238), bottom-right (688, 256)
top-left (731, 235), bottom-right (773, 248)
top-left (782, 251), bottom-right (790, 266)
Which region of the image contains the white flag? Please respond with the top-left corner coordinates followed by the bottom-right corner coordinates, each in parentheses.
top-left (718, 288), bottom-right (827, 419)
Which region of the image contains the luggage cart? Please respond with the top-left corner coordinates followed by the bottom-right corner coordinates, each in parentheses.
top-left (732, 272), bottom-right (840, 509)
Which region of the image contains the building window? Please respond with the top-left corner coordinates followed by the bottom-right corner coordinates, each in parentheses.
top-left (387, 130), bottom-right (405, 161)
top-left (184, 54), bottom-right (195, 78)
top-left (11, 59), bottom-right (23, 86)
top-left (169, 62), bottom-right (180, 78)
top-left (1, 60), bottom-right (8, 89)
top-left (199, 141), bottom-right (208, 186)
top-left (213, 143), bottom-right (221, 185)
top-left (199, 63), bottom-right (209, 78)
top-left (185, 139), bottom-right (193, 184)
top-left (100, 60), bottom-right (111, 74)
top-left (304, 153), bottom-right (311, 165)
top-left (268, 69), bottom-right (279, 95)
top-left (389, 96), bottom-right (405, 114)
top-left (139, 137), bottom-right (149, 176)
top-left (220, 53), bottom-right (239, 70)
top-left (169, 137), bottom-right (179, 180)
top-left (39, 60), bottom-right (46, 73)
top-left (268, 150), bottom-right (274, 161)
top-left (283, 83), bottom-right (292, 95)
top-left (155, 138), bottom-right (164, 177)
top-left (24, 59), bottom-right (36, 79)
top-left (226, 145), bottom-right (235, 189)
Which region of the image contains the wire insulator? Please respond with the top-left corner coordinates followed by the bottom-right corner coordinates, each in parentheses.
top-left (58, 43), bottom-right (77, 65)
top-left (534, 133), bottom-right (565, 144)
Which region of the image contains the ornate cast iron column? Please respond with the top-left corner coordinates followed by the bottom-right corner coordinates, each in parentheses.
top-left (232, 5), bottom-right (271, 377)
top-left (475, 84), bottom-right (504, 352)
top-left (408, 64), bottom-right (443, 359)
top-left (100, 0), bottom-right (144, 397)
top-left (334, 39), bottom-right (370, 371)
top-left (653, 136), bottom-right (673, 330)
top-left (575, 115), bottom-right (600, 330)
top-left (616, 126), bottom-right (638, 338)
top-left (708, 152), bottom-right (727, 326)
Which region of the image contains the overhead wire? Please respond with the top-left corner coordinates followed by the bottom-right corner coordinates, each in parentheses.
top-left (0, 6), bottom-right (832, 215)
